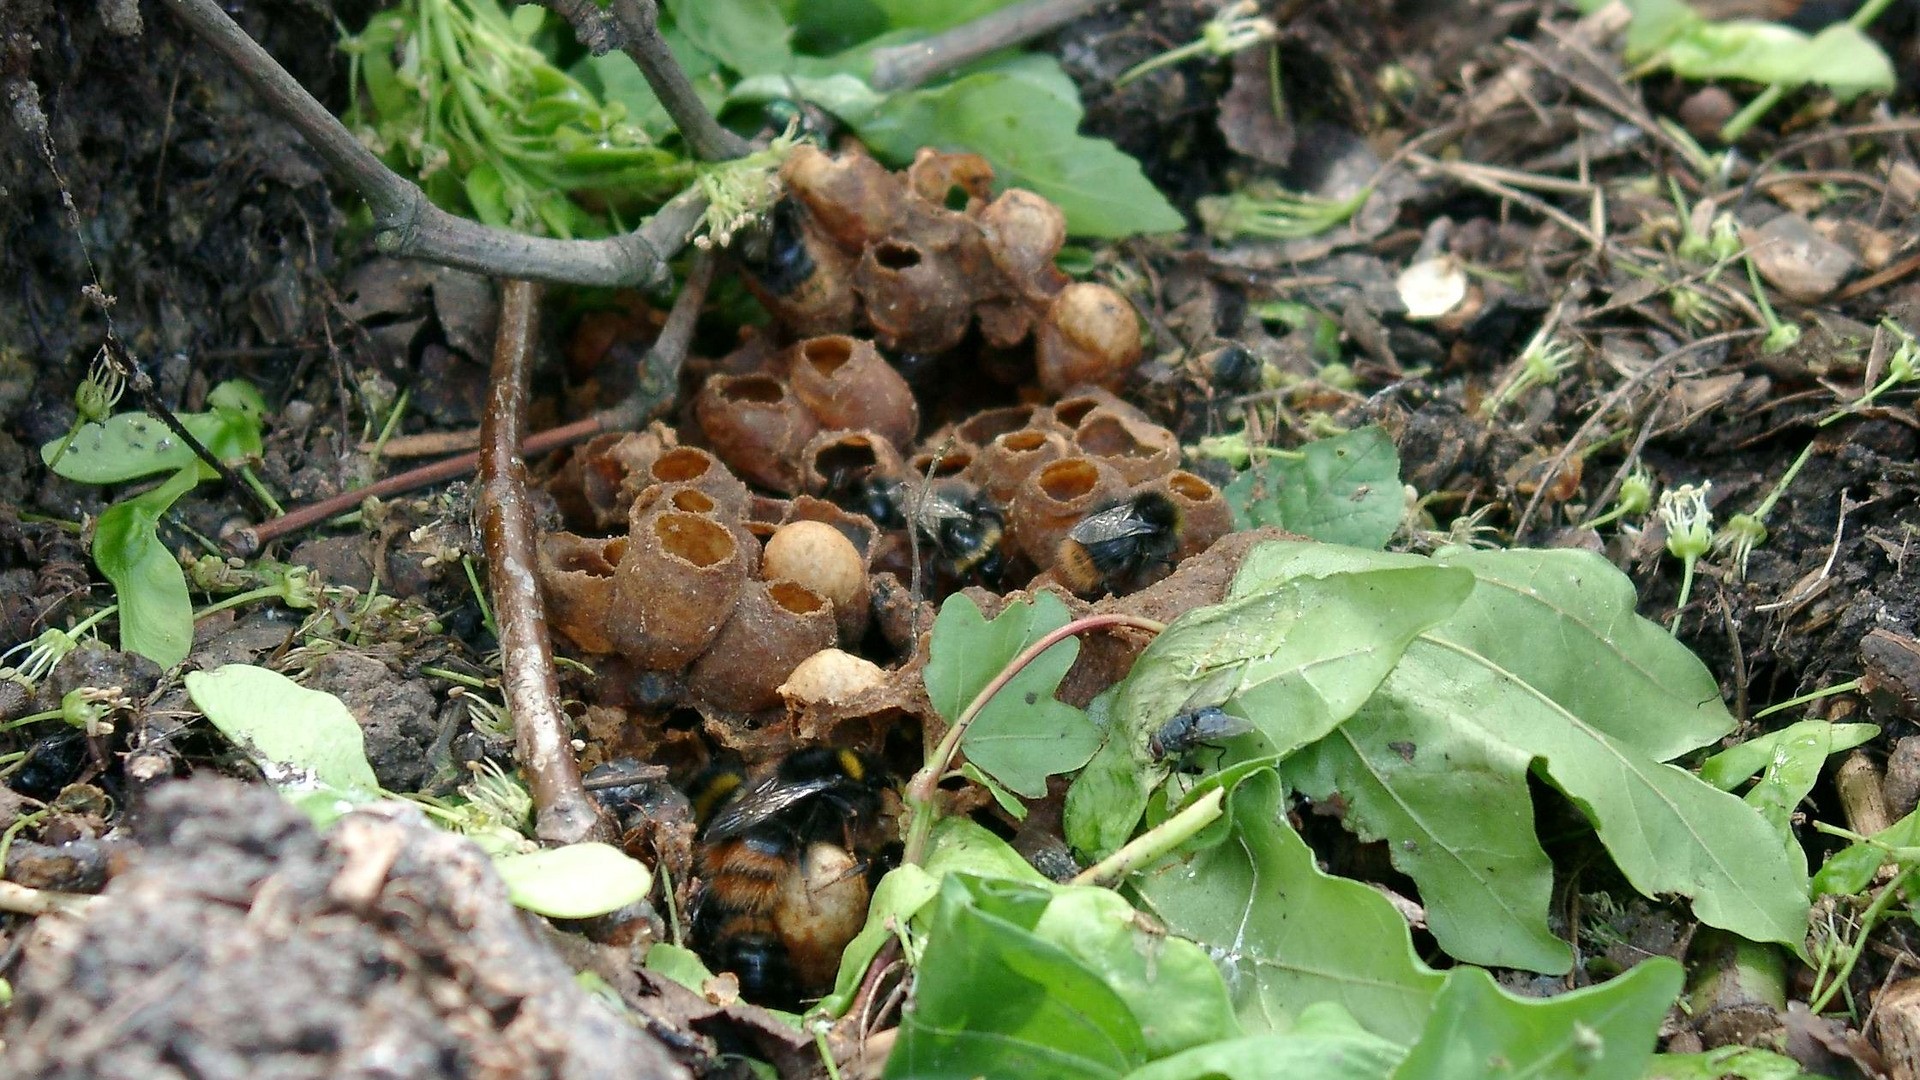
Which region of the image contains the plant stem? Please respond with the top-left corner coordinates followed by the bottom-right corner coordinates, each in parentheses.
top-left (479, 280), bottom-right (610, 846)
top-left (900, 612), bottom-right (1166, 864)
top-left (1752, 678), bottom-right (1863, 719)
top-left (1720, 0), bottom-right (1904, 142)
top-left (1071, 788), bottom-right (1225, 887)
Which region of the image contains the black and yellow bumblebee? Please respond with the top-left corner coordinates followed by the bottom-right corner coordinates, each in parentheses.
top-left (862, 476), bottom-right (1006, 581)
top-left (1055, 491), bottom-right (1183, 597)
top-left (688, 748), bottom-right (892, 1007)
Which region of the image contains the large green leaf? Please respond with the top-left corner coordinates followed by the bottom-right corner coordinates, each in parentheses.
top-left (850, 55), bottom-right (1183, 238)
top-left (886, 875), bottom-right (1150, 1080)
top-left (495, 842), bottom-right (654, 919)
top-left (1131, 772), bottom-right (1445, 1044)
top-left (1242, 543), bottom-right (1808, 963)
top-left (663, 0), bottom-right (792, 75)
top-left (1392, 960), bottom-right (1682, 1080)
top-left (1064, 564), bottom-right (1472, 857)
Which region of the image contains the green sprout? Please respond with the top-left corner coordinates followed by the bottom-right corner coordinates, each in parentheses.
top-left (1668, 283), bottom-right (1727, 330)
top-left (43, 348), bottom-right (127, 471)
top-left (0, 607), bottom-right (117, 689)
top-left (1658, 481), bottom-right (1714, 632)
top-left (1482, 326), bottom-right (1579, 418)
top-left (1196, 179), bottom-right (1371, 242)
top-left (192, 562), bottom-right (322, 621)
top-left (0, 685), bottom-right (131, 737)
top-left (1745, 255), bottom-right (1801, 354)
top-left (1586, 467), bottom-right (1655, 529)
top-left (1822, 318), bottom-right (1918, 426)
top-left (1114, 0), bottom-right (1278, 87)
top-left (343, 0), bottom-right (693, 237)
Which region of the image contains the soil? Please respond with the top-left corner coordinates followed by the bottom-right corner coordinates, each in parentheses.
top-left (3, 0), bottom-right (1920, 1077)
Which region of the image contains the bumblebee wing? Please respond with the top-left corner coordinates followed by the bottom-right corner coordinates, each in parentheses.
top-left (1066, 504), bottom-right (1158, 544)
top-left (1177, 663), bottom-right (1248, 712)
top-left (701, 775), bottom-right (843, 840)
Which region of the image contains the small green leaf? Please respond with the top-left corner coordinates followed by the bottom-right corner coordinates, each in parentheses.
top-left (45, 379), bottom-right (267, 484)
top-left (1223, 426), bottom-right (1403, 549)
top-left (645, 943), bottom-right (718, 993)
top-left (93, 465), bottom-right (203, 666)
top-left (1813, 808), bottom-right (1920, 897)
top-left (185, 664), bottom-right (381, 817)
top-left (1661, 21), bottom-right (1893, 100)
top-left (1133, 772), bottom-right (1445, 1043)
top-left (1392, 960), bottom-right (1682, 1080)
top-left (1700, 720), bottom-right (1878, 791)
top-left (1645, 1046), bottom-right (1818, 1079)
top-left (495, 842), bottom-right (654, 919)
top-left (928, 592), bottom-right (1098, 799)
top-left (851, 55), bottom-right (1183, 238)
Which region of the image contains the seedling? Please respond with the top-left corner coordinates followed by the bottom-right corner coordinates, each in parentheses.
top-left (1822, 318), bottom-right (1918, 426)
top-left (1113, 0), bottom-right (1278, 87)
top-left (0, 607), bottom-right (115, 689)
top-left (1587, 467), bottom-right (1655, 529)
top-left (0, 686), bottom-right (130, 737)
top-left (1746, 255), bottom-right (1801, 354)
top-left (1482, 325), bottom-right (1579, 418)
top-left (1658, 481), bottom-right (1714, 630)
top-left (1197, 179), bottom-right (1371, 242)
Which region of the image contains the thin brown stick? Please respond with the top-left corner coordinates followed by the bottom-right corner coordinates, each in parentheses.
top-left (159, 0), bottom-right (703, 287)
top-left (600, 249), bottom-right (718, 432)
top-left (224, 417), bottom-right (605, 554)
top-left (868, 0), bottom-right (1143, 92)
top-left (481, 281), bottom-right (610, 846)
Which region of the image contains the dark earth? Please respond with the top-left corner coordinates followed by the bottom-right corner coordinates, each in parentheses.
top-left (5, 0), bottom-right (1920, 1076)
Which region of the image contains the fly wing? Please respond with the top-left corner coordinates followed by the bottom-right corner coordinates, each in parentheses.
top-left (700, 774), bottom-right (842, 840)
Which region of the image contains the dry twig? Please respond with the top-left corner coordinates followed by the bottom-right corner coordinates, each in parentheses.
top-left (479, 281), bottom-right (610, 845)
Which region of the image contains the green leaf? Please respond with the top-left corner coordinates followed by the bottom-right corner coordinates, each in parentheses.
top-left (663, 0), bottom-right (793, 75)
top-left (1700, 720), bottom-right (1877, 855)
top-left (1700, 720), bottom-right (1878, 791)
top-left (850, 55), bottom-right (1183, 238)
top-left (645, 942), bottom-right (719, 993)
top-left (1661, 21), bottom-right (1893, 100)
top-left (1223, 426), bottom-right (1403, 549)
top-left (1034, 887), bottom-right (1240, 1058)
top-left (1132, 772), bottom-right (1445, 1044)
top-left (887, 875), bottom-right (1148, 1080)
top-left (1812, 807), bottom-right (1920, 897)
top-left (869, 0), bottom-right (1022, 32)
top-left (92, 465), bottom-right (203, 667)
top-left (575, 28), bottom-right (724, 141)
top-left (494, 842), bottom-right (654, 919)
top-left (1121, 1006), bottom-right (1406, 1080)
top-left (927, 592), bottom-right (1098, 799)
top-left (820, 815), bottom-right (1047, 1016)
top-left (185, 664), bottom-right (382, 819)
top-left (1392, 960), bottom-right (1682, 1080)
top-left (45, 379), bottom-right (267, 484)
top-left (727, 72), bottom-right (886, 127)
top-left (1242, 543), bottom-right (1809, 960)
top-left (1064, 562), bottom-right (1473, 857)
top-left (1646, 1046), bottom-right (1817, 1079)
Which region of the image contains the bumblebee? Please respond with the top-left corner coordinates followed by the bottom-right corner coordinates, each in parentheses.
top-left (864, 477), bottom-right (1006, 581)
top-left (688, 749), bottom-right (891, 1007)
top-left (1055, 491), bottom-right (1182, 597)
